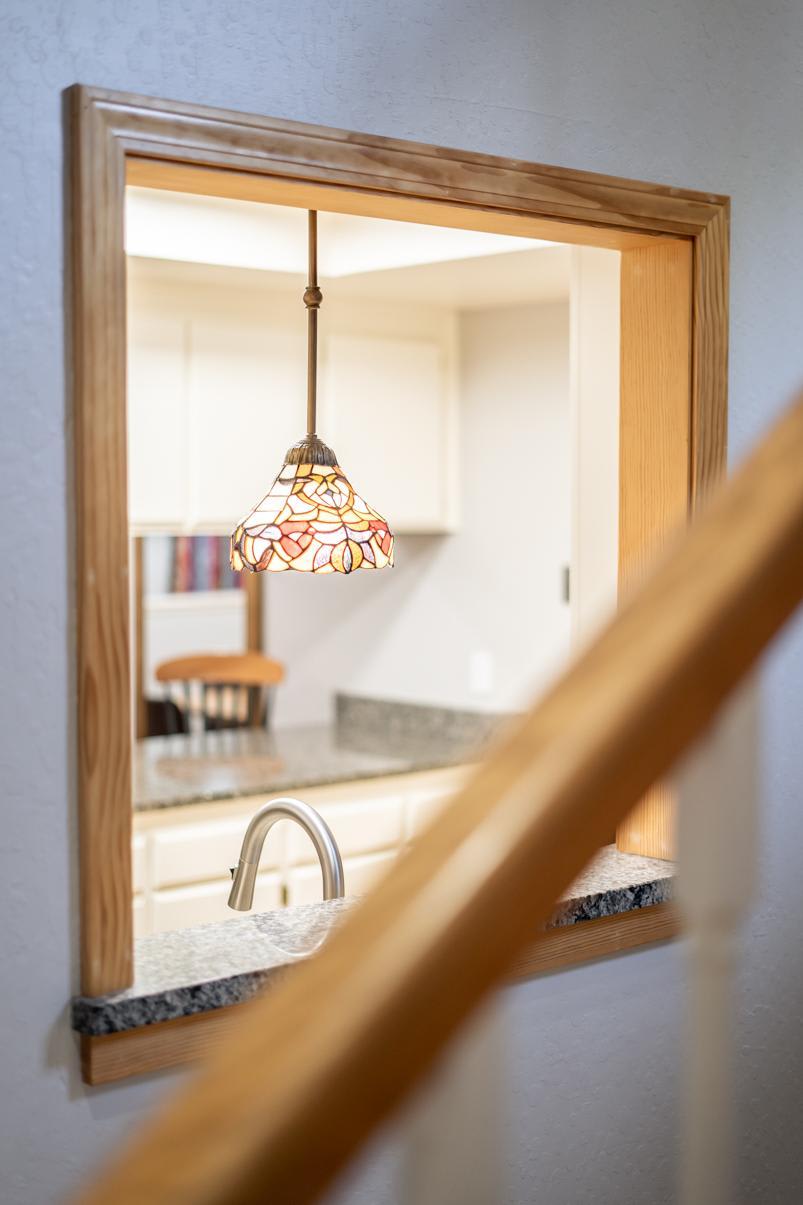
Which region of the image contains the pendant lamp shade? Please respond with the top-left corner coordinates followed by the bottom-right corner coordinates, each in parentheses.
top-left (230, 212), bottom-right (394, 576)
top-left (231, 439), bottom-right (394, 575)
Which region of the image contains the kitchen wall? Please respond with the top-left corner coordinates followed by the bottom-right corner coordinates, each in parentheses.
top-left (269, 299), bottom-right (571, 727)
top-left (2, 3), bottom-right (803, 1203)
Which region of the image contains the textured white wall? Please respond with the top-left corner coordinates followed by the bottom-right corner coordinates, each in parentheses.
top-left (2, 3), bottom-right (803, 1202)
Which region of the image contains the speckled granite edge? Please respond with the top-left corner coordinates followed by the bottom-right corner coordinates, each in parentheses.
top-left (72, 849), bottom-right (673, 1038)
top-left (550, 877), bottom-right (672, 927)
top-left (71, 969), bottom-right (282, 1036)
top-left (334, 693), bottom-right (508, 756)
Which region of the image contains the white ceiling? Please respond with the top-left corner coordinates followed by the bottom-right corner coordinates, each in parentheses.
top-left (125, 187), bottom-right (570, 307)
top-left (330, 245), bottom-right (570, 308)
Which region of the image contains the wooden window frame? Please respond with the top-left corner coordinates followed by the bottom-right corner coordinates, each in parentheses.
top-left (70, 84), bottom-right (728, 1004)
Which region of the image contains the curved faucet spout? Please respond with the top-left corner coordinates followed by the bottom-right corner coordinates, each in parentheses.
top-left (228, 796), bottom-right (344, 911)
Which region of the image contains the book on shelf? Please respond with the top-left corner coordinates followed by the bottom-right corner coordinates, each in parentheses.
top-left (145, 534), bottom-right (243, 594)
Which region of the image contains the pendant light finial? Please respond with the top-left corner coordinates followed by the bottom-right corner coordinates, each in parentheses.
top-left (230, 211), bottom-right (394, 575)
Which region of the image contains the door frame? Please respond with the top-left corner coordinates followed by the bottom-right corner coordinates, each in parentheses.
top-left (70, 84), bottom-right (728, 998)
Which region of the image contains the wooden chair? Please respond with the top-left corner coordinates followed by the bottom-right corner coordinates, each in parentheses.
top-left (154, 652), bottom-right (285, 734)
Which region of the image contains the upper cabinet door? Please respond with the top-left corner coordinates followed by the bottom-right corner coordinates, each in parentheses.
top-left (187, 322), bottom-right (306, 533)
top-left (127, 259), bottom-right (460, 535)
top-left (127, 308), bottom-right (188, 531)
top-left (322, 334), bottom-right (458, 534)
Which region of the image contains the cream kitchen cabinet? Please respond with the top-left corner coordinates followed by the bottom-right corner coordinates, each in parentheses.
top-left (132, 894), bottom-right (148, 939)
top-left (126, 259), bottom-right (458, 535)
top-left (132, 832), bottom-right (147, 892)
top-left (132, 833), bottom-right (149, 937)
top-left (149, 809), bottom-right (282, 888)
top-left (127, 311), bottom-right (304, 535)
top-left (185, 322), bottom-right (306, 531)
top-left (132, 765), bottom-right (468, 936)
top-left (320, 334), bottom-right (458, 533)
top-left (127, 307), bottom-right (188, 531)
top-left (150, 873), bottom-right (282, 934)
top-left (283, 786), bottom-right (407, 865)
top-left (287, 851), bottom-right (396, 907)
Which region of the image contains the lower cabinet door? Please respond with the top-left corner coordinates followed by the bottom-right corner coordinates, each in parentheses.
top-left (287, 850), bottom-right (396, 907)
top-left (285, 794), bottom-right (405, 867)
top-left (151, 871), bottom-right (282, 933)
top-left (132, 893), bottom-right (149, 938)
top-left (149, 814), bottom-right (281, 890)
top-left (132, 835), bottom-right (148, 895)
top-left (406, 784), bottom-right (455, 839)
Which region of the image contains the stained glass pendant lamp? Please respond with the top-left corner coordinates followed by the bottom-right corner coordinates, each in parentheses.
top-left (230, 211), bottom-right (394, 575)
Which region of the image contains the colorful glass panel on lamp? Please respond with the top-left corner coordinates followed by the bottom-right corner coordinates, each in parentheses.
top-left (230, 462), bottom-right (394, 574)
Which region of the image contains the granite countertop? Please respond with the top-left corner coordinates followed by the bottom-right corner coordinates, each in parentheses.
top-left (134, 695), bottom-right (503, 811)
top-left (134, 725), bottom-right (472, 811)
top-left (72, 846), bottom-right (674, 1037)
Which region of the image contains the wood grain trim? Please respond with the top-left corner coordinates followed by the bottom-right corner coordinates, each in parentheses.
top-left (81, 904), bottom-right (678, 1085)
top-left (616, 240), bottom-right (694, 860)
top-left (81, 1003), bottom-right (254, 1086)
top-left (134, 537), bottom-right (147, 740)
top-left (70, 83), bottom-right (728, 1011)
top-left (75, 392), bottom-right (803, 1205)
top-left (126, 159), bottom-right (671, 252)
top-left (509, 902), bottom-right (679, 980)
top-left (618, 241), bottom-right (694, 580)
top-left (102, 87), bottom-right (721, 203)
top-left (87, 85), bottom-right (724, 239)
top-left (691, 203), bottom-right (730, 503)
top-left (72, 88), bottom-right (133, 996)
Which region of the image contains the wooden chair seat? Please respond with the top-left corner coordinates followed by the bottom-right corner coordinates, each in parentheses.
top-left (154, 652), bottom-right (285, 734)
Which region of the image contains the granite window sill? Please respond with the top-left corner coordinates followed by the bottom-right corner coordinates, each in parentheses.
top-left (72, 846), bottom-right (673, 1039)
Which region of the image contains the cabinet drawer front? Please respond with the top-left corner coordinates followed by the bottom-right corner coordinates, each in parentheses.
top-left (151, 815), bottom-right (281, 889)
top-left (132, 893), bottom-right (148, 938)
top-left (287, 851), bottom-right (396, 907)
top-left (343, 851), bottom-right (396, 897)
top-left (132, 834), bottom-right (148, 893)
top-left (285, 796), bottom-right (405, 865)
top-left (151, 872), bottom-right (281, 933)
top-left (406, 786), bottom-right (454, 837)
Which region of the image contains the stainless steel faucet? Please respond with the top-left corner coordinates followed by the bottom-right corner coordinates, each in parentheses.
top-left (228, 796), bottom-right (345, 911)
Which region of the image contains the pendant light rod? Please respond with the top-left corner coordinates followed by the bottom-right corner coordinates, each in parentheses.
top-left (230, 207), bottom-right (394, 575)
top-left (304, 210), bottom-right (322, 438)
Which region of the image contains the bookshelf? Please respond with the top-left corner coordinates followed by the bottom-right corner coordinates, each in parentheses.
top-left (132, 535), bottom-right (262, 737)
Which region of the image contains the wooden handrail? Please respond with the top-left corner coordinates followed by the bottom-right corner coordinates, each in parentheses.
top-left (78, 395), bottom-right (803, 1205)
